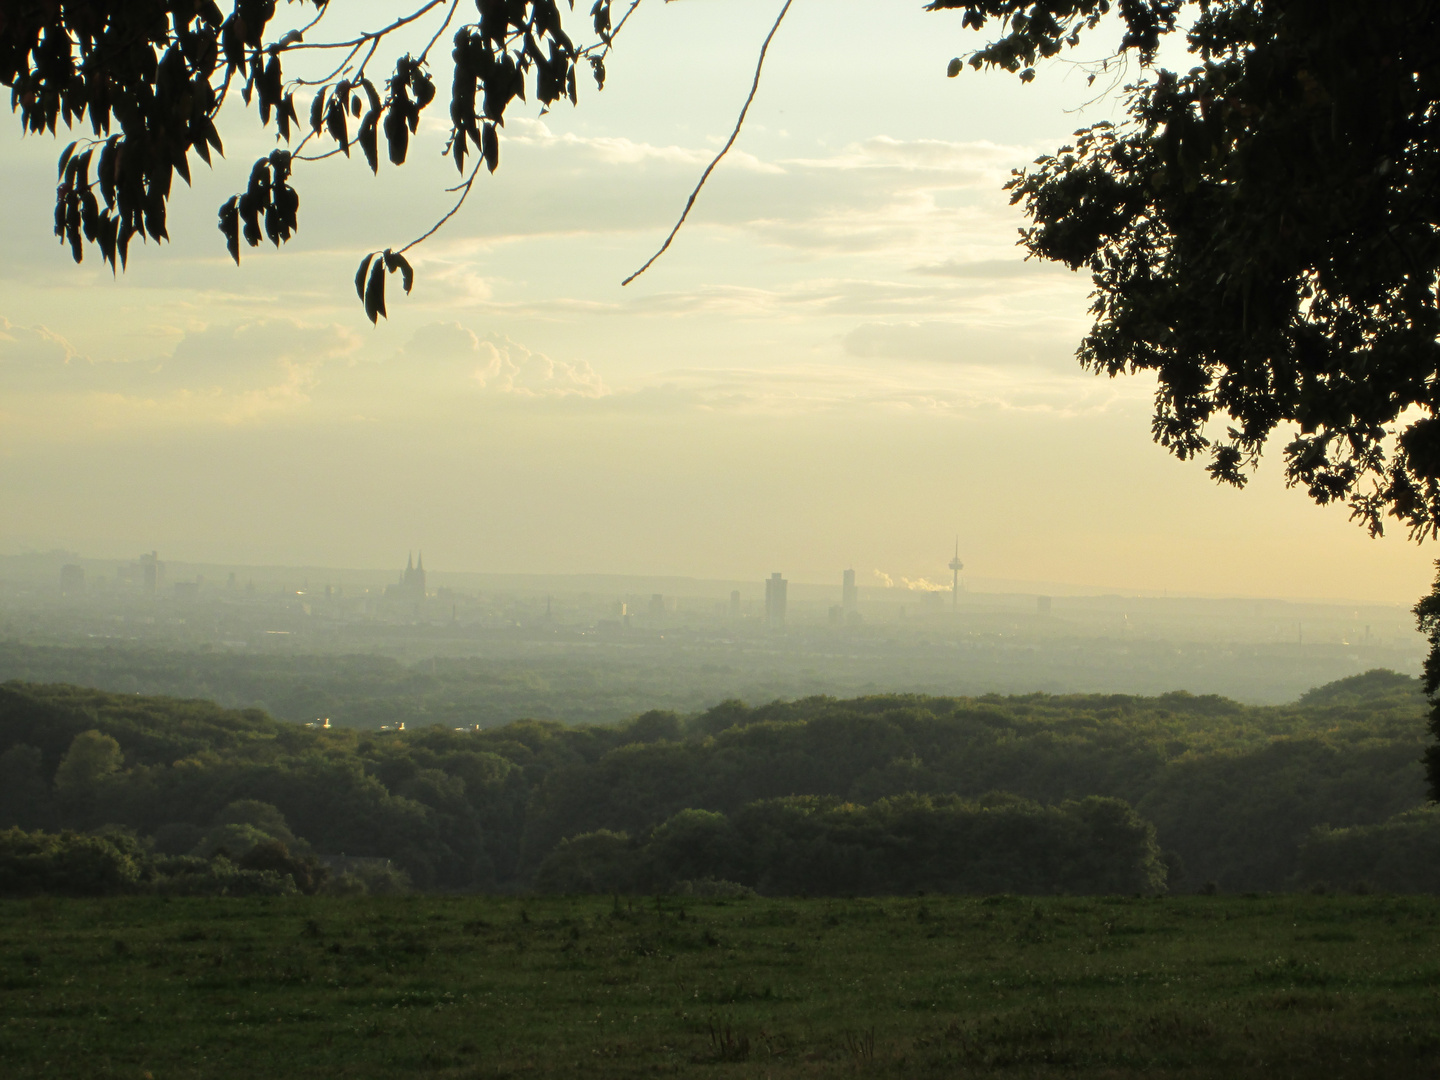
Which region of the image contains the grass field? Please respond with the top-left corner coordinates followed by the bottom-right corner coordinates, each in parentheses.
top-left (4, 893), bottom-right (1440, 1078)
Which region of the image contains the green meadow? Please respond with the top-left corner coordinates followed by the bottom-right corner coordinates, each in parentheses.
top-left (5, 893), bottom-right (1440, 1078)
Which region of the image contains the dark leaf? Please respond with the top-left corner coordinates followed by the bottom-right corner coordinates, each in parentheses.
top-left (98, 214), bottom-right (117, 271)
top-left (98, 137), bottom-right (119, 208)
top-left (359, 111), bottom-right (380, 174)
top-left (384, 106), bottom-right (409, 165)
top-left (355, 253), bottom-right (374, 302)
top-left (57, 141), bottom-right (77, 179)
top-left (453, 128), bottom-right (468, 175)
top-left (277, 94), bottom-right (298, 142)
top-left (118, 221), bottom-right (135, 270)
top-left (482, 122), bottom-right (499, 173)
top-left (325, 97), bottom-right (350, 155)
top-left (364, 258), bottom-right (387, 323)
top-left (173, 144), bottom-right (192, 187)
top-left (310, 88), bottom-right (327, 134)
top-left (383, 249), bottom-right (414, 294)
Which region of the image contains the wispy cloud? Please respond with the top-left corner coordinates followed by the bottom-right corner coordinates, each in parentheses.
top-left (910, 258), bottom-right (1074, 279)
top-left (0, 316), bottom-right (363, 435)
top-left (401, 323), bottom-right (608, 398)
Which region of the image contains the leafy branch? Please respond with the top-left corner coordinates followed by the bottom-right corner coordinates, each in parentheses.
top-left (5, 0), bottom-right (647, 320)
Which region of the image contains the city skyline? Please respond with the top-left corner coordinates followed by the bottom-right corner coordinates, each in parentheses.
top-left (6, 544), bottom-right (1426, 607)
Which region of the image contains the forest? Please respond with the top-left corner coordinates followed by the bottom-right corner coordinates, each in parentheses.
top-left (1, 668), bottom-right (1433, 898)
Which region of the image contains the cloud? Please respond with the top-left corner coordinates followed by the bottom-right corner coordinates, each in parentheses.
top-left (386, 130), bottom-right (1035, 259)
top-left (783, 136), bottom-right (1026, 181)
top-left (0, 316), bottom-right (363, 432)
top-left (506, 119), bottom-right (784, 174)
top-left (401, 323), bottom-right (608, 398)
top-left (0, 317), bottom-right (78, 368)
top-left (160, 320), bottom-right (362, 389)
top-left (0, 317), bottom-right (93, 393)
top-left (844, 321), bottom-right (977, 364)
top-left (841, 318), bottom-right (1096, 367)
top-left (554, 352), bottom-right (1151, 420)
top-left (911, 258), bottom-right (1075, 279)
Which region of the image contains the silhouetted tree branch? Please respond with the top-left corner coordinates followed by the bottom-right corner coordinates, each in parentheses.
top-left (621, 0), bottom-right (792, 286)
top-left (3, 0), bottom-right (648, 321)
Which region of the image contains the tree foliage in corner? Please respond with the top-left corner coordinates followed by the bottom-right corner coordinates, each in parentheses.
top-left (2, 0), bottom-right (625, 321)
top-left (939, 0), bottom-right (1440, 791)
top-left (940, 0), bottom-right (1440, 540)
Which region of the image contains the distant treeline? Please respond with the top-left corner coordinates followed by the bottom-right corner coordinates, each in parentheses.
top-left (0, 637), bottom-right (1417, 729)
top-left (0, 670), bottom-right (1432, 896)
top-left (0, 642), bottom-right (654, 728)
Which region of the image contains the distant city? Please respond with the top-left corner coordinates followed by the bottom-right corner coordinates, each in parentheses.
top-left (0, 546), bottom-right (1423, 722)
top-left (37, 540), bottom-right (1077, 632)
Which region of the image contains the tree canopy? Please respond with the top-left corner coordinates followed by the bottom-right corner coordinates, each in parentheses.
top-left (936, 0), bottom-right (1440, 541)
top-left (1, 674), bottom-right (1431, 894)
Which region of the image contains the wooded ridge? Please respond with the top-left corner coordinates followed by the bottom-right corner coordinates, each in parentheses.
top-left (0, 669), bottom-right (1430, 895)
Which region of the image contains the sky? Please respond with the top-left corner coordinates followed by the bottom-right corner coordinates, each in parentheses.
top-left (0, 0), bottom-right (1435, 602)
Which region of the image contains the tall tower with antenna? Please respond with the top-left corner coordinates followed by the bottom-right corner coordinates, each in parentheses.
top-left (948, 538), bottom-right (964, 607)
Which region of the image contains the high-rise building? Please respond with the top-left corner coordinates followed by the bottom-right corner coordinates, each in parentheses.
top-left (139, 551), bottom-right (162, 595)
top-left (765, 572), bottom-right (787, 625)
top-left (842, 569), bottom-right (857, 612)
top-left (649, 593), bottom-right (665, 617)
top-left (59, 564), bottom-right (84, 596)
top-left (729, 589), bottom-right (741, 618)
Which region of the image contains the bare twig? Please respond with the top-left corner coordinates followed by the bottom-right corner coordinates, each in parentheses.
top-left (602, 0), bottom-right (646, 49)
top-left (1056, 51), bottom-right (1132, 113)
top-left (291, 3), bottom-right (332, 44)
top-left (621, 0), bottom-right (793, 286)
top-left (418, 0), bottom-right (462, 63)
top-left (276, 1), bottom-right (448, 52)
top-left (353, 38), bottom-right (382, 82)
top-left (397, 156), bottom-right (486, 255)
top-left (286, 41), bottom-right (363, 87)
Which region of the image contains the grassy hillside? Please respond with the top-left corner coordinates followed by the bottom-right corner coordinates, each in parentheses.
top-left (4, 893), bottom-right (1440, 1078)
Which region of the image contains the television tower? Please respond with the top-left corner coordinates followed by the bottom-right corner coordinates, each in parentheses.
top-left (948, 537), bottom-right (964, 607)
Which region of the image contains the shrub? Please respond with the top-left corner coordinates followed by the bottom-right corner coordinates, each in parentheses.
top-left (0, 828), bottom-right (144, 896)
top-left (536, 830), bottom-right (638, 894)
top-left (1297, 806), bottom-right (1440, 893)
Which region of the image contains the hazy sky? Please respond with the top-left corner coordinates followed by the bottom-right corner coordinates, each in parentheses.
top-left (0, 0), bottom-right (1434, 602)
